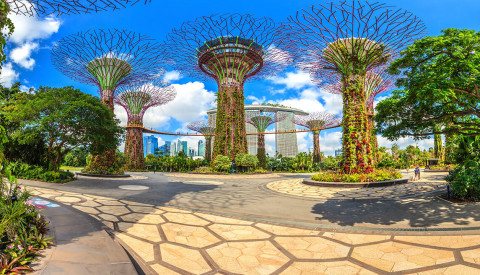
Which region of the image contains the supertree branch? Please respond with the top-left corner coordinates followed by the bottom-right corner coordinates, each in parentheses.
top-left (165, 13), bottom-right (290, 161)
top-left (294, 112), bottom-right (340, 163)
top-left (6, 0), bottom-right (151, 16)
top-left (114, 82), bottom-right (176, 170)
top-left (245, 112), bottom-right (287, 168)
top-left (51, 29), bottom-right (167, 112)
top-left (187, 118), bottom-right (217, 162)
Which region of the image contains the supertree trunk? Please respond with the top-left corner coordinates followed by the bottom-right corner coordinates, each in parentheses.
top-left (205, 137), bottom-right (212, 163)
top-left (257, 133), bottom-right (266, 168)
top-left (101, 89), bottom-right (114, 112)
top-left (125, 126), bottom-right (145, 170)
top-left (367, 114), bottom-right (379, 164)
top-left (312, 130), bottom-right (321, 163)
top-left (213, 85), bottom-right (247, 160)
top-left (342, 76), bottom-right (374, 174)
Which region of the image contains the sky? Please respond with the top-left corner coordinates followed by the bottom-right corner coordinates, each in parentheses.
top-left (1, 0), bottom-right (478, 155)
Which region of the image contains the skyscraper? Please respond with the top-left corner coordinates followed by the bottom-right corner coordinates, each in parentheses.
top-left (182, 140), bottom-right (188, 155)
top-left (158, 141), bottom-right (171, 156)
top-left (170, 142), bottom-right (177, 156)
top-left (144, 135), bottom-right (158, 157)
top-left (188, 148), bottom-right (195, 157)
top-left (198, 140), bottom-right (205, 157)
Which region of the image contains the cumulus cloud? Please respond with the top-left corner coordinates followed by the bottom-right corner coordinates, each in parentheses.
top-left (8, 14), bottom-right (61, 44)
top-left (0, 63), bottom-right (19, 87)
top-left (268, 71), bottom-right (312, 90)
top-left (163, 71), bottom-right (181, 83)
top-left (9, 42), bottom-right (39, 69)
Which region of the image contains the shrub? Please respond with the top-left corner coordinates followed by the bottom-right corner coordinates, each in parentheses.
top-left (235, 154), bottom-right (258, 172)
top-left (213, 155), bottom-right (231, 172)
top-left (311, 170), bottom-right (403, 183)
top-left (445, 161), bottom-right (480, 201)
top-left (192, 166), bottom-right (214, 174)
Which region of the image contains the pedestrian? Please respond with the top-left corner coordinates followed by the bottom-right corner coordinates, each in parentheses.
top-left (414, 165), bottom-right (420, 181)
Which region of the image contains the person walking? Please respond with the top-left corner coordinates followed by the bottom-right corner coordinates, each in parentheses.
top-left (414, 165), bottom-right (421, 181)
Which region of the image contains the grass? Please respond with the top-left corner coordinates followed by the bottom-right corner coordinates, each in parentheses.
top-left (60, 166), bottom-right (83, 172)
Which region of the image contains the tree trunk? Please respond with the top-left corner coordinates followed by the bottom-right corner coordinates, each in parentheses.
top-left (205, 137), bottom-right (212, 163)
top-left (212, 85), bottom-right (247, 161)
top-left (257, 133), bottom-right (266, 168)
top-left (312, 130), bottom-right (321, 163)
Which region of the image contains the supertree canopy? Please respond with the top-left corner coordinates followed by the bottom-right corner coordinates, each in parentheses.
top-left (278, 0), bottom-right (425, 173)
top-left (245, 112), bottom-right (287, 168)
top-left (293, 112), bottom-right (340, 163)
top-left (51, 29), bottom-right (166, 112)
top-left (187, 116), bottom-right (217, 163)
top-left (115, 82), bottom-right (176, 170)
top-left (6, 0), bottom-right (150, 16)
top-left (165, 13), bottom-right (289, 161)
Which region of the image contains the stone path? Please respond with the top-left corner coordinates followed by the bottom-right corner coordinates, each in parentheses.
top-left (264, 172), bottom-right (448, 201)
top-left (28, 186), bottom-right (480, 274)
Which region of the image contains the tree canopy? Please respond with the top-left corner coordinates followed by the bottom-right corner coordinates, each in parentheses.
top-left (375, 28), bottom-right (480, 139)
top-left (3, 86), bottom-right (124, 171)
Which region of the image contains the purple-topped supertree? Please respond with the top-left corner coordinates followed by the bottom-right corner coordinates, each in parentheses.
top-left (51, 29), bottom-right (167, 173)
top-left (115, 82), bottom-right (176, 170)
top-left (6, 0), bottom-right (151, 16)
top-left (278, 0), bottom-right (425, 173)
top-left (164, 13), bottom-right (289, 161)
top-left (293, 112), bottom-right (340, 163)
top-left (187, 116), bottom-right (217, 163)
top-left (245, 111), bottom-right (287, 168)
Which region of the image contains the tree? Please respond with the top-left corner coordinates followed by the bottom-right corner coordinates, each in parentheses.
top-left (0, 1), bottom-right (14, 71)
top-left (376, 29), bottom-right (480, 139)
top-left (5, 86), bottom-right (124, 171)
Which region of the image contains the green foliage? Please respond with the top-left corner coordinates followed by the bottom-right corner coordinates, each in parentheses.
top-left (213, 155), bottom-right (231, 172)
top-left (235, 153), bottom-right (258, 172)
top-left (445, 161), bottom-right (480, 200)
top-left (63, 147), bottom-right (89, 167)
top-left (145, 155), bottom-right (205, 172)
top-left (376, 29), bottom-right (480, 139)
top-left (0, 0), bottom-right (14, 70)
top-left (3, 86), bottom-right (124, 171)
top-left (191, 166), bottom-right (214, 174)
top-left (311, 170), bottom-right (403, 183)
top-left (6, 161), bottom-right (74, 183)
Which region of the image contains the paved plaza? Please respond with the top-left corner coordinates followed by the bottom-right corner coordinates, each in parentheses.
top-left (22, 171), bottom-right (480, 274)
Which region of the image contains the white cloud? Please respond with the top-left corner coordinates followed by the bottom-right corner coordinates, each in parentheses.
top-left (9, 42), bottom-right (39, 69)
top-left (8, 14), bottom-right (60, 44)
top-left (163, 71), bottom-right (181, 83)
top-left (0, 63), bottom-right (19, 87)
top-left (269, 71), bottom-right (312, 90)
top-left (246, 95), bottom-right (266, 104)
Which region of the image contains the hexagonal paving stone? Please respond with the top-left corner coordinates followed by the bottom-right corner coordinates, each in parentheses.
top-left (158, 206), bottom-right (192, 213)
top-left (95, 199), bottom-right (126, 206)
top-left (72, 205), bottom-right (100, 215)
top-left (275, 236), bottom-right (350, 260)
top-left (207, 241), bottom-right (290, 274)
top-left (116, 233), bottom-right (155, 262)
top-left (416, 264), bottom-right (480, 275)
top-left (322, 232), bottom-right (391, 245)
top-left (351, 241), bottom-right (455, 272)
top-left (280, 261), bottom-right (376, 275)
top-left (163, 213), bottom-right (210, 226)
top-left (55, 196), bottom-right (83, 203)
top-left (97, 205), bottom-right (131, 216)
top-left (256, 223), bottom-right (315, 236)
top-left (196, 213), bottom-right (253, 225)
top-left (209, 224), bottom-right (271, 240)
top-left (127, 205), bottom-right (156, 214)
top-left (160, 243), bottom-right (211, 274)
top-left (117, 223), bottom-right (162, 242)
top-left (395, 235), bottom-right (480, 249)
top-left (161, 223), bottom-right (220, 248)
top-left (98, 213), bottom-right (119, 222)
top-left (121, 213), bottom-right (165, 224)
top-left (461, 247), bottom-right (480, 264)
top-left (150, 264), bottom-right (180, 275)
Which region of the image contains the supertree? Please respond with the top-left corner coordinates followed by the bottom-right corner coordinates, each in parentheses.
top-left (245, 112), bottom-right (287, 168)
top-left (6, 0), bottom-right (150, 16)
top-left (115, 82), bottom-right (176, 170)
top-left (293, 112), bottom-right (340, 163)
top-left (319, 64), bottom-right (399, 162)
top-left (164, 13), bottom-right (289, 161)
top-left (51, 29), bottom-right (167, 173)
top-left (187, 115), bottom-right (217, 163)
top-left (278, 0), bottom-right (425, 173)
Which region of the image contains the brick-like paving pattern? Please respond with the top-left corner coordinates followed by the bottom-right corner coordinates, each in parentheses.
top-left (27, 186), bottom-right (480, 274)
top-left (264, 172), bottom-right (448, 200)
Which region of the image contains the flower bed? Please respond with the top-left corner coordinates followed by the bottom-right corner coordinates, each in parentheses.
top-left (311, 170), bottom-right (403, 183)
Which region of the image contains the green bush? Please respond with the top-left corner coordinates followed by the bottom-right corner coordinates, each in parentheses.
top-left (6, 161), bottom-right (74, 183)
top-left (213, 155), bottom-right (231, 172)
top-left (235, 154), bottom-right (258, 172)
top-left (311, 170), bottom-right (403, 183)
top-left (192, 166), bottom-right (214, 174)
top-left (445, 161), bottom-right (480, 201)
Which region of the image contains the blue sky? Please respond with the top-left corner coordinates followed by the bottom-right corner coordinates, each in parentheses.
top-left (1, 0), bottom-right (477, 155)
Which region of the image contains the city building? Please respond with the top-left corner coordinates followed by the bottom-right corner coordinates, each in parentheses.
top-left (188, 148), bottom-right (195, 157)
top-left (182, 141), bottom-right (188, 155)
top-left (335, 149), bottom-right (342, 157)
top-left (198, 140), bottom-right (205, 157)
top-left (157, 141), bottom-right (171, 156)
top-left (170, 142), bottom-right (177, 156)
top-left (143, 135), bottom-right (158, 157)
top-left (207, 105), bottom-right (308, 157)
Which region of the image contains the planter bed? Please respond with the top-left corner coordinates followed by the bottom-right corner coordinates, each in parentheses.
top-left (303, 178), bottom-right (408, 188)
top-left (76, 172), bottom-right (130, 178)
